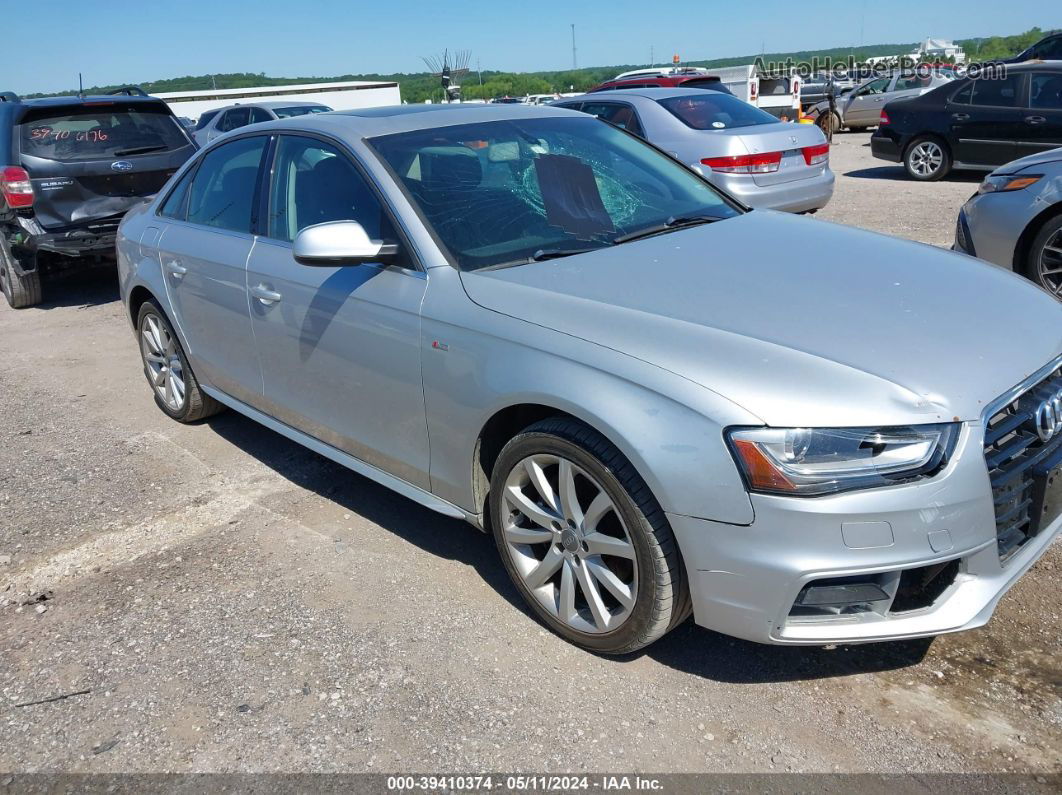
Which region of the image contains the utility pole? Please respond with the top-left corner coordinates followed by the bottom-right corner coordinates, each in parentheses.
top-left (211, 75), bottom-right (217, 90)
top-left (477, 57), bottom-right (482, 86)
top-left (650, 45), bottom-right (654, 66)
top-left (571, 24), bottom-right (577, 70)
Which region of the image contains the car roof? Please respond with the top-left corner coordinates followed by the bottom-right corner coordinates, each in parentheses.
top-left (16, 94), bottom-right (168, 108)
top-left (209, 100), bottom-right (332, 114)
top-left (559, 87), bottom-right (727, 102)
top-left (234, 103), bottom-right (583, 138)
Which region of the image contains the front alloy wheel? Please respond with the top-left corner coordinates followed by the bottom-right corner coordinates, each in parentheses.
top-left (1028, 216), bottom-right (1062, 299)
top-left (490, 418), bottom-right (690, 654)
top-left (501, 453), bottom-right (638, 634)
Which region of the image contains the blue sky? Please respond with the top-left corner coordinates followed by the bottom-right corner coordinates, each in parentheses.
top-left (6, 0), bottom-right (1058, 94)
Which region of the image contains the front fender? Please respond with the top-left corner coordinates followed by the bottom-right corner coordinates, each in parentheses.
top-left (420, 268), bottom-right (759, 525)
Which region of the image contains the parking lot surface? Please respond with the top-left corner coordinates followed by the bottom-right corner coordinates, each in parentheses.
top-left (1, 133), bottom-right (1059, 774)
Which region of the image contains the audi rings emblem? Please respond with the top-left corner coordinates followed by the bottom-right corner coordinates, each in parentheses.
top-left (1034, 389), bottom-right (1062, 442)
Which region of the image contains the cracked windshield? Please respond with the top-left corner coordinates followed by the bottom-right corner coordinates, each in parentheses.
top-left (370, 116), bottom-right (740, 270)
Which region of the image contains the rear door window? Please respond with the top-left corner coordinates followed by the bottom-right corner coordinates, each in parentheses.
top-left (19, 102), bottom-right (188, 162)
top-left (249, 107), bottom-right (273, 124)
top-left (580, 102), bottom-right (645, 137)
top-left (218, 108), bottom-right (251, 133)
top-left (185, 136), bottom-right (268, 233)
top-left (194, 110), bottom-right (220, 131)
top-left (1030, 74), bottom-right (1062, 110)
top-left (967, 75), bottom-right (1025, 107)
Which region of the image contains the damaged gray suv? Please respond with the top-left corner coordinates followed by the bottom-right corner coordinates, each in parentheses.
top-left (1, 89), bottom-right (195, 307)
top-left (117, 104), bottom-right (1062, 654)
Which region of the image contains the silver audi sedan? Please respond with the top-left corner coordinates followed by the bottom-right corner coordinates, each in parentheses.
top-left (955, 147), bottom-right (1062, 298)
top-left (554, 88), bottom-right (834, 213)
top-left (117, 104), bottom-right (1062, 654)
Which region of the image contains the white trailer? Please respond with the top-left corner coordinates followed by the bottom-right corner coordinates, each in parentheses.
top-left (708, 65), bottom-right (802, 122)
top-left (153, 80), bottom-right (401, 122)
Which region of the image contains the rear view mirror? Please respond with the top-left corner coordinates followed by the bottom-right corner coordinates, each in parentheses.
top-left (292, 220), bottom-right (399, 266)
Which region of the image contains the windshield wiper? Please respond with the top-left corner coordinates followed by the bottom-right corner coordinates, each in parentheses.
top-left (530, 247), bottom-right (599, 261)
top-left (477, 247), bottom-right (602, 272)
top-left (612, 214), bottom-right (724, 245)
top-left (111, 145), bottom-right (169, 156)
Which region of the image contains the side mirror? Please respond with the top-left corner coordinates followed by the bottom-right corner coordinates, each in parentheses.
top-left (293, 220), bottom-right (399, 267)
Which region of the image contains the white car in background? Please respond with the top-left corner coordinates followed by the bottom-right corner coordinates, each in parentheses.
top-left (192, 101), bottom-right (332, 146)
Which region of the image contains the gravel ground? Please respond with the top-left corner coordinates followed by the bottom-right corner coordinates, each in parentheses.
top-left (0, 133), bottom-right (1059, 777)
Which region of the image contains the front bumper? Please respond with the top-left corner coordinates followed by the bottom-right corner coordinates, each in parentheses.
top-left (954, 191), bottom-right (1036, 271)
top-left (705, 168), bottom-right (836, 214)
top-left (668, 424), bottom-right (1060, 645)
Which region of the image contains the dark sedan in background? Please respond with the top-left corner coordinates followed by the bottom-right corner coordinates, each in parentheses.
top-left (871, 63), bottom-right (1062, 180)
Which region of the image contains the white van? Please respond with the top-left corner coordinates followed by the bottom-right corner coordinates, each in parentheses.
top-left (709, 65), bottom-right (802, 121)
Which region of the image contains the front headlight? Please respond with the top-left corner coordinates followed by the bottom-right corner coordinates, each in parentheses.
top-left (727, 424), bottom-right (959, 496)
top-left (977, 174), bottom-right (1042, 194)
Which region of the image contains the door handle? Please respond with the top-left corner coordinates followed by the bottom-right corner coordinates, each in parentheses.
top-left (1024, 115), bottom-right (1047, 125)
top-left (951, 113), bottom-right (970, 121)
top-left (873, 97), bottom-right (885, 102)
top-left (165, 261), bottom-right (187, 279)
top-left (251, 284), bottom-right (282, 306)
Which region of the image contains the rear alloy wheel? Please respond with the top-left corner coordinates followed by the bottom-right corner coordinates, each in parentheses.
top-left (490, 418), bottom-right (690, 655)
top-left (137, 300), bottom-right (223, 422)
top-left (904, 136), bottom-right (951, 181)
top-left (1026, 215), bottom-right (1062, 299)
top-left (0, 238), bottom-right (42, 309)
top-left (817, 112), bottom-right (842, 136)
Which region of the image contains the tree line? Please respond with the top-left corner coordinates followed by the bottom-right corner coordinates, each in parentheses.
top-left (24, 27), bottom-right (1052, 104)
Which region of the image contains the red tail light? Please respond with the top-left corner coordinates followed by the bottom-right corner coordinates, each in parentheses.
top-left (701, 151), bottom-right (782, 174)
top-left (0, 166), bottom-right (33, 209)
top-left (879, 110), bottom-right (890, 126)
top-left (802, 143), bottom-right (830, 166)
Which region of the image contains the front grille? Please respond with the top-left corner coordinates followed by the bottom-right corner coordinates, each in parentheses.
top-left (77, 169), bottom-right (175, 198)
top-left (984, 364), bottom-right (1062, 562)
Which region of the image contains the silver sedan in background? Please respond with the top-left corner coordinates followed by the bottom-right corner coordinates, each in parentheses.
top-left (555, 88), bottom-right (834, 213)
top-left (956, 147), bottom-right (1062, 298)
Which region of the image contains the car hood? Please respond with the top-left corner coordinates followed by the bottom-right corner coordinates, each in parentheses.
top-left (460, 211), bottom-right (1062, 427)
top-left (993, 146), bottom-right (1062, 174)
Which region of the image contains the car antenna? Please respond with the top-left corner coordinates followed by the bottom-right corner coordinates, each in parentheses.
top-left (78, 72), bottom-right (84, 99)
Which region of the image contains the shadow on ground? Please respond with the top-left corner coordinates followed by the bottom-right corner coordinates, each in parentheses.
top-left (844, 166), bottom-right (982, 183)
top-left (205, 410), bottom-right (933, 685)
top-left (39, 264), bottom-right (120, 310)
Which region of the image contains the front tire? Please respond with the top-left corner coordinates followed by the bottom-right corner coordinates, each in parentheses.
top-left (904, 136), bottom-right (951, 181)
top-left (489, 418), bottom-right (690, 655)
top-left (1025, 215), bottom-right (1062, 299)
top-left (137, 300), bottom-right (223, 422)
top-left (0, 238), bottom-right (42, 309)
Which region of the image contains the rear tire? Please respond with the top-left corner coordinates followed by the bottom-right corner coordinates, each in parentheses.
top-left (817, 112), bottom-right (842, 136)
top-left (489, 417), bottom-right (691, 655)
top-left (1024, 215), bottom-right (1062, 300)
top-left (0, 238), bottom-right (42, 309)
top-left (904, 135), bottom-right (952, 181)
top-left (136, 300), bottom-right (223, 422)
